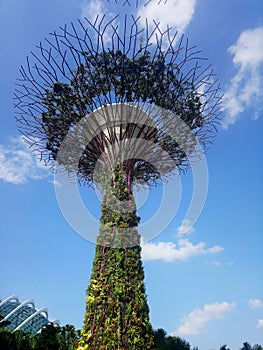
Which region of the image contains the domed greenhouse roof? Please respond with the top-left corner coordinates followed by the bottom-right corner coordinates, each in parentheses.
top-left (0, 295), bottom-right (59, 334)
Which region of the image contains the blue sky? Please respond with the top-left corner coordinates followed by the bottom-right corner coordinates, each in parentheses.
top-left (0, 0), bottom-right (263, 349)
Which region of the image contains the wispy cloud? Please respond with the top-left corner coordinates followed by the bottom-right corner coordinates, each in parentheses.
top-left (248, 299), bottom-right (263, 310)
top-left (0, 136), bottom-right (50, 185)
top-left (141, 238), bottom-right (223, 262)
top-left (205, 260), bottom-right (234, 267)
top-left (177, 219), bottom-right (195, 235)
top-left (257, 319), bottom-right (263, 329)
top-left (81, 0), bottom-right (104, 22)
top-left (81, 0), bottom-right (118, 43)
top-left (137, 0), bottom-right (196, 35)
top-left (49, 179), bottom-right (62, 188)
top-left (173, 301), bottom-right (236, 336)
top-left (222, 26), bottom-right (263, 128)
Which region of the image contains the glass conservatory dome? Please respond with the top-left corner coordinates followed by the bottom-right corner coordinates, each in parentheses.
top-left (0, 295), bottom-right (59, 333)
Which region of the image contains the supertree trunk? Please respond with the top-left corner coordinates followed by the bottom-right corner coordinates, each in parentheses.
top-left (78, 169), bottom-right (154, 350)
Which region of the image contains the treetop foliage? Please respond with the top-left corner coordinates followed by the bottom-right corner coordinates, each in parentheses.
top-left (0, 323), bottom-right (262, 350)
top-left (41, 49), bottom-right (205, 187)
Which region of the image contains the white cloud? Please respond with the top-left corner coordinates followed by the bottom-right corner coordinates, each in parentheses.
top-left (137, 0), bottom-right (196, 35)
top-left (222, 27), bottom-right (263, 128)
top-left (81, 0), bottom-right (118, 43)
top-left (256, 319), bottom-right (263, 329)
top-left (173, 302), bottom-right (236, 336)
top-left (177, 219), bottom-right (195, 235)
top-left (141, 238), bottom-right (223, 262)
top-left (0, 136), bottom-right (50, 185)
top-left (248, 299), bottom-right (263, 310)
top-left (81, 0), bottom-right (104, 22)
top-left (49, 179), bottom-right (62, 188)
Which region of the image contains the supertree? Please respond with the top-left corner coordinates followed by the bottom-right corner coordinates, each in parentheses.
top-left (14, 1), bottom-right (221, 349)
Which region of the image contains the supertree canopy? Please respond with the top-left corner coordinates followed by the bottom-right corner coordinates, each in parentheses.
top-left (15, 1), bottom-right (221, 349)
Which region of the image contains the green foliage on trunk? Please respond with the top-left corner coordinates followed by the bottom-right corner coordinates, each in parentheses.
top-left (78, 170), bottom-right (154, 350)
